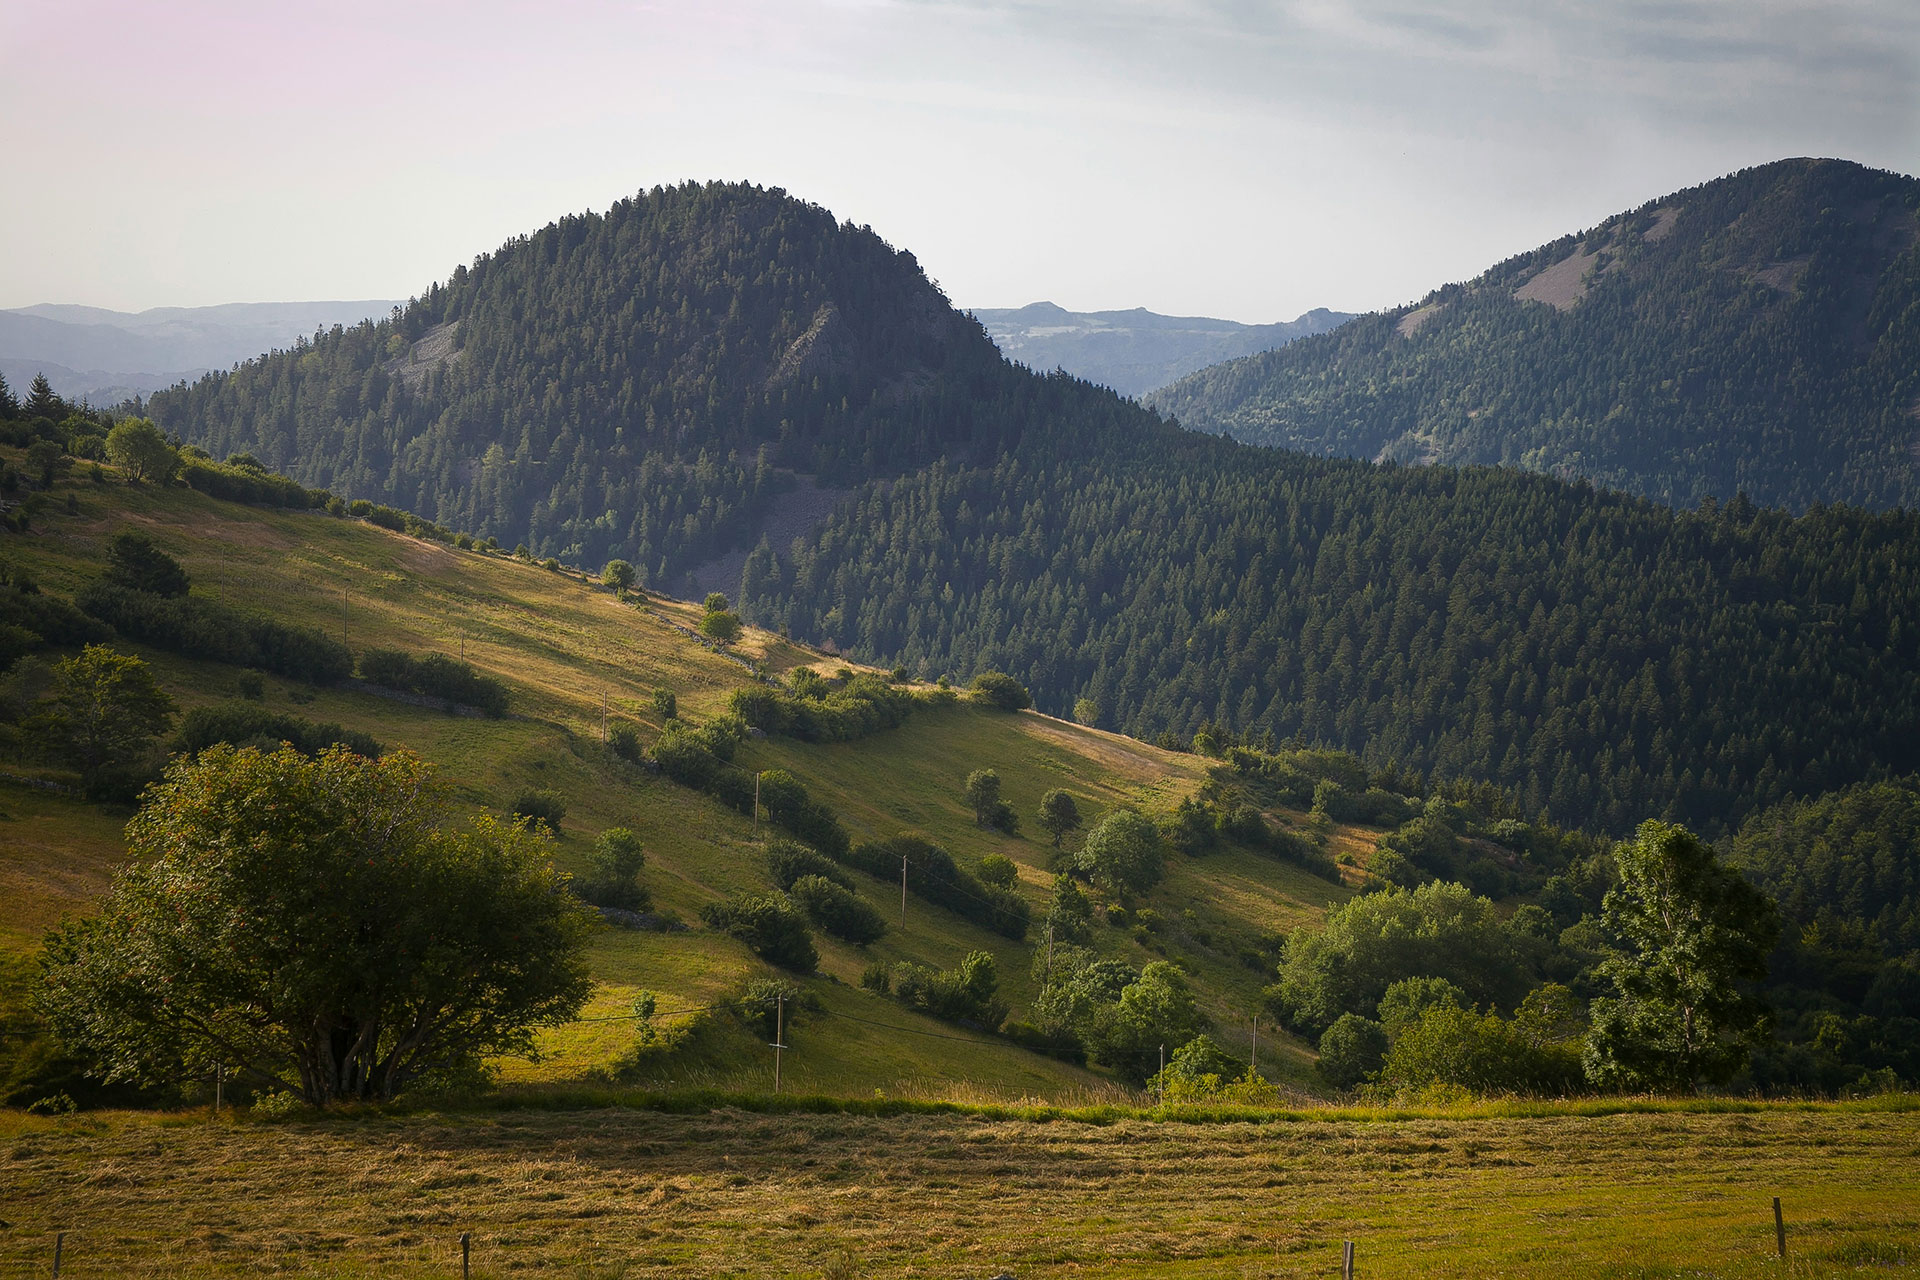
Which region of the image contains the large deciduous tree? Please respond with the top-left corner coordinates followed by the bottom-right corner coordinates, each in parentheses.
top-left (1582, 820), bottom-right (1779, 1092)
top-left (37, 745), bottom-right (594, 1105)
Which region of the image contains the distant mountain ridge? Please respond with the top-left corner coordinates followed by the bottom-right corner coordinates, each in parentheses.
top-left (0, 299), bottom-right (402, 403)
top-left (1147, 158), bottom-right (1920, 511)
top-left (973, 301), bottom-right (1352, 396)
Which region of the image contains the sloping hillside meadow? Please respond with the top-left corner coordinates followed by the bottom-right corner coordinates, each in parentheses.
top-left (4, 455), bottom-right (1919, 1276)
top-left (0, 459), bottom-right (1365, 1097)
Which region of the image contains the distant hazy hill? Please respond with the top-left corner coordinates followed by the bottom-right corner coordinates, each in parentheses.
top-left (973, 302), bottom-right (1352, 397)
top-left (1148, 158), bottom-right (1920, 511)
top-left (0, 299), bottom-right (401, 403)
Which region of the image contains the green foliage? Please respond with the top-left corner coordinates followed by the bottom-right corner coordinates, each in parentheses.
top-left (969, 670), bottom-right (1031, 711)
top-left (1160, 794), bottom-right (1219, 857)
top-left (651, 687), bottom-right (677, 720)
top-left (1270, 881), bottom-right (1524, 1036)
top-left (699, 610), bottom-right (743, 643)
top-left (76, 582), bottom-right (352, 685)
top-left (964, 768), bottom-right (1017, 832)
top-left (764, 839), bottom-right (853, 892)
top-left (1045, 875), bottom-right (1095, 946)
top-left (1379, 1001), bottom-right (1586, 1096)
top-left (1037, 788), bottom-right (1083, 848)
top-left (844, 834), bottom-right (1029, 939)
top-left (36, 746), bottom-right (593, 1105)
top-left (1149, 159), bottom-right (1920, 512)
top-left (178, 456), bottom-right (318, 508)
top-left (1377, 976), bottom-right (1470, 1040)
top-left (102, 533), bottom-right (188, 602)
top-left (891, 950), bottom-right (1004, 1028)
top-left (103, 419), bottom-right (179, 484)
top-left (701, 894), bottom-right (818, 972)
top-left (728, 673), bottom-right (916, 742)
top-left (1075, 809), bottom-right (1165, 896)
top-left (1317, 1014), bottom-right (1388, 1089)
top-left (976, 853), bottom-right (1018, 890)
top-left (1083, 961), bottom-right (1206, 1085)
top-left (608, 721), bottom-right (643, 763)
top-left (602, 559), bottom-right (636, 592)
top-left (704, 593), bottom-right (730, 613)
top-left (1729, 776), bottom-right (1920, 956)
top-left (27, 645), bottom-right (176, 796)
top-left (172, 703), bottom-right (382, 760)
top-left (578, 828), bottom-right (649, 912)
top-left (1072, 697), bottom-right (1099, 726)
top-left (1584, 821), bottom-right (1781, 1092)
top-left (357, 649), bottom-right (510, 716)
top-left (511, 788), bottom-right (567, 835)
top-left (787, 875), bottom-right (887, 945)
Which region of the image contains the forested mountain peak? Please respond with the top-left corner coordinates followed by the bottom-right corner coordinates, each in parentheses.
top-left (148, 180), bottom-right (1064, 583)
top-left (1148, 157), bottom-right (1920, 510)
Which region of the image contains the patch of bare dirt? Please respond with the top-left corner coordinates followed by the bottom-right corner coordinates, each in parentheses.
top-left (684, 475), bottom-right (852, 602)
top-left (1513, 246), bottom-right (1600, 311)
top-left (1395, 303), bottom-right (1442, 338)
top-left (386, 321), bottom-right (460, 389)
top-left (1752, 256), bottom-right (1811, 293)
top-left (1642, 206), bottom-right (1680, 242)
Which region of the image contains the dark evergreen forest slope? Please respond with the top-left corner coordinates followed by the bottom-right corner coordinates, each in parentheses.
top-left (1147, 159), bottom-right (1920, 511)
top-left (148, 180), bottom-right (1920, 836)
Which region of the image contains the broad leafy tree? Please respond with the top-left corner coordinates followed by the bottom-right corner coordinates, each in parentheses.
top-left (104, 420), bottom-right (180, 484)
top-left (1075, 809), bottom-right (1164, 896)
top-left (29, 645), bottom-right (176, 795)
top-left (1583, 821), bottom-right (1779, 1092)
top-left (1037, 788), bottom-right (1083, 847)
top-left (38, 746), bottom-right (594, 1105)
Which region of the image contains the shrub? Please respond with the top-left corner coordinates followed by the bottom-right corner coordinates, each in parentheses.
top-left (765, 840), bottom-right (853, 892)
top-left (608, 722), bottom-right (643, 764)
top-left (511, 789), bottom-right (566, 835)
top-left (699, 610), bottom-right (743, 642)
top-left (969, 670), bottom-right (1031, 710)
top-left (728, 673), bottom-right (916, 742)
top-left (1318, 1014), bottom-right (1388, 1088)
top-left (846, 834), bottom-right (1030, 939)
top-left (787, 875), bottom-right (887, 945)
top-left (892, 950), bottom-right (1005, 1029)
top-left (104, 531), bottom-right (189, 598)
top-left (76, 583), bottom-right (351, 684)
top-left (356, 649), bottom-right (509, 716)
top-left (701, 894), bottom-right (817, 972)
top-left (977, 853), bottom-right (1018, 889)
top-left (860, 960), bottom-right (892, 994)
top-left (651, 687), bottom-right (677, 720)
top-left (172, 704), bottom-right (382, 760)
top-left (577, 828), bottom-right (648, 911)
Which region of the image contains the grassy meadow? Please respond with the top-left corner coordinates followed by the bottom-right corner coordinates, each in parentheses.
top-left (1, 1098), bottom-right (1916, 1278)
top-left (0, 459), bottom-right (1360, 1096)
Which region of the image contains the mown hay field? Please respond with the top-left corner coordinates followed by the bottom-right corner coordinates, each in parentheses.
top-left (2, 1099), bottom-right (1916, 1279)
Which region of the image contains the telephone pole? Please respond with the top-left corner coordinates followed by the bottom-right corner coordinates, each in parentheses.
top-left (900, 853), bottom-right (909, 927)
top-left (771, 993), bottom-right (787, 1093)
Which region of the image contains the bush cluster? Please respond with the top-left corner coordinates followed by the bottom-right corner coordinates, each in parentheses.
top-left (844, 834), bottom-right (1029, 939)
top-left (358, 649), bottom-right (509, 717)
top-left (728, 672), bottom-right (917, 742)
top-left (172, 704), bottom-right (382, 760)
top-left (77, 582), bottom-right (351, 684)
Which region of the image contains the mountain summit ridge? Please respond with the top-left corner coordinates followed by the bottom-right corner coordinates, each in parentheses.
top-left (1147, 157), bottom-right (1920, 511)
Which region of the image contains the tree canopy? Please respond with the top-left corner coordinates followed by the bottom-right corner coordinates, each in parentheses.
top-left (37, 746), bottom-right (594, 1105)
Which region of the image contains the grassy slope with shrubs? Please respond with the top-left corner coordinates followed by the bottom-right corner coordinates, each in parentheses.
top-left (0, 451), bottom-right (1400, 1100)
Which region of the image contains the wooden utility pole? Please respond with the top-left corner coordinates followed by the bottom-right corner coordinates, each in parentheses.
top-left (214, 1064), bottom-right (223, 1116)
top-left (1157, 1043), bottom-right (1165, 1104)
top-left (1250, 1017), bottom-right (1258, 1076)
top-left (900, 854), bottom-right (909, 927)
top-left (771, 993), bottom-right (787, 1093)
top-left (754, 772), bottom-right (761, 835)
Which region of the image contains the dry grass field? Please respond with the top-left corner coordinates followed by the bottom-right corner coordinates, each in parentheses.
top-left (2, 1099), bottom-right (1916, 1279)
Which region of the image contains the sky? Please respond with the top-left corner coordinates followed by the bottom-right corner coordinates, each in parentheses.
top-left (2, 0), bottom-right (1915, 323)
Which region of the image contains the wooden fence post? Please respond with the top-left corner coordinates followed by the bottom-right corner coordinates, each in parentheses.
top-left (1342, 1239), bottom-right (1354, 1280)
top-left (1774, 1197), bottom-right (1785, 1258)
top-left (461, 1231), bottom-right (471, 1279)
top-left (52, 1232), bottom-right (65, 1278)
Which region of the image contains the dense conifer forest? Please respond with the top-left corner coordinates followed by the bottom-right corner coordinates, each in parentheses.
top-left (142, 178), bottom-right (1920, 839)
top-left (1148, 158), bottom-right (1920, 512)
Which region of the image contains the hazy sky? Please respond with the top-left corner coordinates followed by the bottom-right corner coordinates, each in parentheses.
top-left (4, 0), bottom-right (1915, 322)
